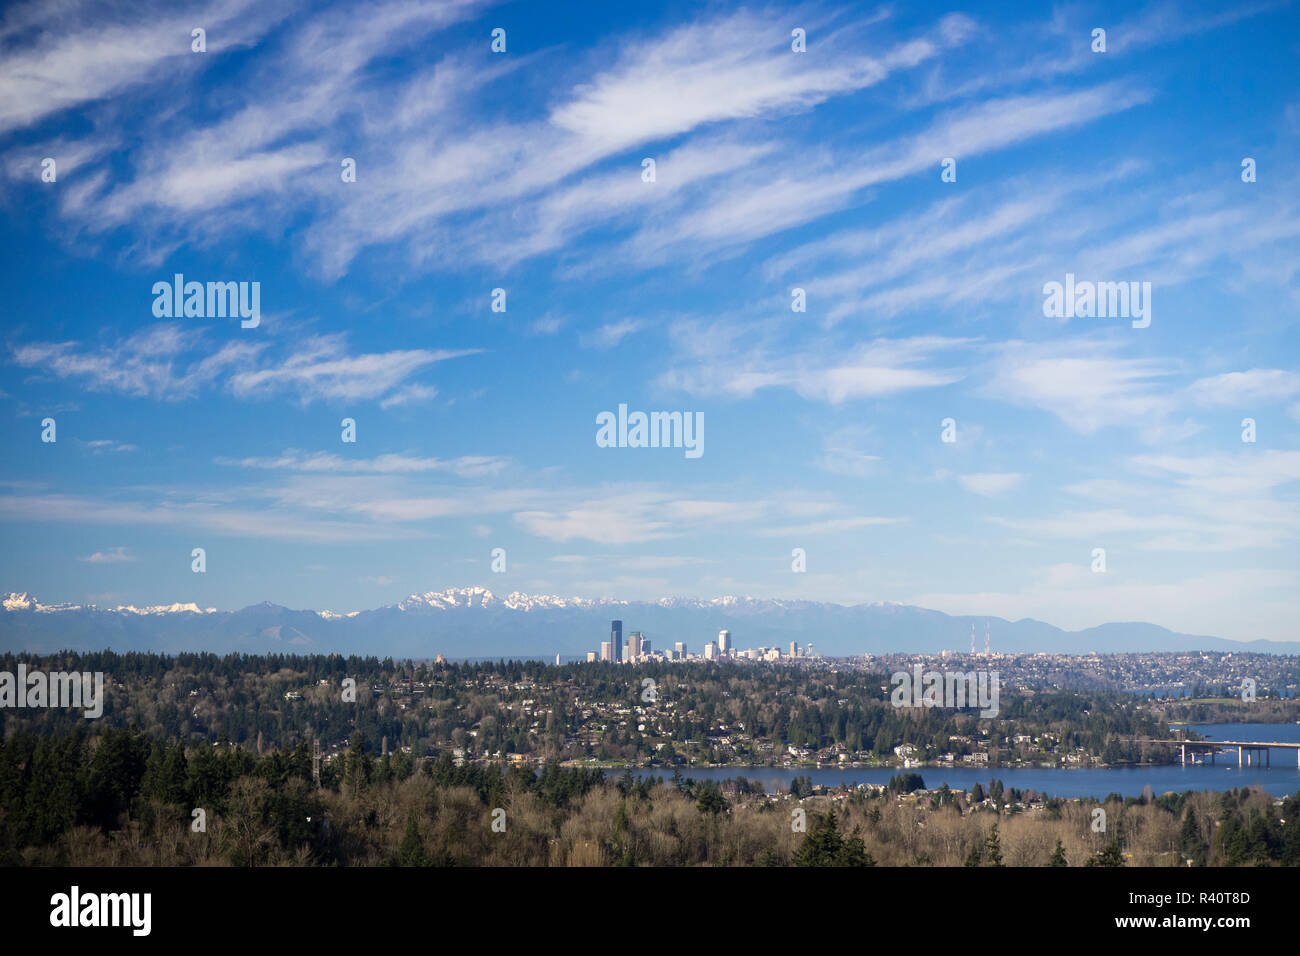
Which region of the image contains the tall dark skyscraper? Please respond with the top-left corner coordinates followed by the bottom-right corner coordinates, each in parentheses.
top-left (611, 620), bottom-right (622, 663)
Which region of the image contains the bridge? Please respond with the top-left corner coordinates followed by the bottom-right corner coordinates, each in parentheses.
top-left (1146, 738), bottom-right (1300, 768)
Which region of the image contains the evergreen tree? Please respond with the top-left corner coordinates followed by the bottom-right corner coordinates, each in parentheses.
top-left (1048, 838), bottom-right (1067, 867)
top-left (984, 822), bottom-right (1004, 866)
top-left (1179, 806), bottom-right (1206, 866)
top-left (792, 810), bottom-right (875, 867)
top-left (1085, 842), bottom-right (1125, 867)
top-left (696, 781), bottom-right (727, 816)
top-left (397, 815), bottom-right (430, 866)
top-left (342, 732), bottom-right (372, 795)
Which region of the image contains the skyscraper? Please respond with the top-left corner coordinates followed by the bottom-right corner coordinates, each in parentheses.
top-left (718, 629), bottom-right (731, 655)
top-left (674, 641), bottom-right (686, 659)
top-left (628, 631), bottom-right (642, 661)
top-left (600, 641), bottom-right (613, 662)
top-left (789, 640), bottom-right (797, 658)
top-left (704, 641), bottom-right (716, 660)
top-left (611, 620), bottom-right (623, 663)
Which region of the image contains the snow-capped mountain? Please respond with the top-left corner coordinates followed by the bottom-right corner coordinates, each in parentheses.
top-left (2, 592), bottom-right (214, 615)
top-left (1, 588), bottom-right (1293, 658)
top-left (394, 586), bottom-right (605, 612)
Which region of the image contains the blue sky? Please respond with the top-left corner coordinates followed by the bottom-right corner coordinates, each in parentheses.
top-left (1, 0), bottom-right (1298, 642)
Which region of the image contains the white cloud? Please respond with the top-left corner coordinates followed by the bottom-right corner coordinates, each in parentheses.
top-left (380, 384), bottom-right (440, 408)
top-left (910, 566), bottom-right (1300, 644)
top-left (1187, 369), bottom-right (1300, 407)
top-left (753, 516), bottom-right (902, 537)
top-left (984, 340), bottom-right (1176, 434)
top-left (218, 450), bottom-right (510, 479)
top-left (816, 426), bottom-right (882, 477)
top-left (579, 319), bottom-right (644, 349)
top-left (957, 473), bottom-right (1024, 496)
top-left (80, 439), bottom-right (137, 453)
top-left (661, 331), bottom-right (972, 403)
top-left (12, 325), bottom-right (477, 406)
top-left (0, 0), bottom-right (288, 134)
top-left (549, 10), bottom-right (974, 156)
top-left (0, 491), bottom-right (416, 542)
top-left (79, 546), bottom-right (134, 564)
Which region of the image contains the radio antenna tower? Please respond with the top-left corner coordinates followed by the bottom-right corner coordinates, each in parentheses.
top-left (984, 621), bottom-right (990, 658)
top-left (970, 623), bottom-right (975, 656)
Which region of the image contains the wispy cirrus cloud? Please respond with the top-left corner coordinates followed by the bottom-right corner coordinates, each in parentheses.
top-left (753, 516), bottom-right (902, 537)
top-left (957, 472), bottom-right (1024, 496)
top-left (1187, 369), bottom-right (1300, 407)
top-left (79, 439), bottom-right (137, 453)
top-left (998, 450), bottom-right (1300, 554)
top-left (78, 546), bottom-right (134, 563)
top-left (12, 325), bottom-right (477, 406)
top-left (218, 450), bottom-right (509, 478)
top-left (0, 490), bottom-right (418, 542)
top-left (579, 319), bottom-right (644, 350)
top-left (660, 326), bottom-right (971, 403)
top-left (226, 334), bottom-right (478, 405)
top-left (4, 3), bottom-right (980, 277)
top-left (983, 339), bottom-right (1178, 435)
top-left (0, 0), bottom-right (293, 135)
top-left (13, 324), bottom-right (261, 400)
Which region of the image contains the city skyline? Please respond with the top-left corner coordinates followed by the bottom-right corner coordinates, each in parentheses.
top-left (587, 619), bottom-right (814, 663)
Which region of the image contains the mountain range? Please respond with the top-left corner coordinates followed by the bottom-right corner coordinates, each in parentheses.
top-left (2, 588), bottom-right (1296, 659)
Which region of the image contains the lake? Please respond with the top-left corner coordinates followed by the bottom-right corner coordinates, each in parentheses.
top-left (613, 723), bottom-right (1300, 799)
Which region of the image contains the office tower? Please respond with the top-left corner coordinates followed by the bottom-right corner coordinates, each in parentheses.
top-left (555, 653), bottom-right (561, 666)
top-left (789, 640), bottom-right (798, 658)
top-left (675, 641), bottom-right (686, 659)
top-left (628, 631), bottom-right (643, 661)
top-left (586, 651), bottom-right (597, 663)
top-left (718, 629), bottom-right (731, 655)
top-left (601, 641), bottom-right (613, 662)
top-left (611, 620), bottom-right (623, 663)
top-left (704, 641), bottom-right (717, 660)
top-left (641, 638), bottom-right (652, 655)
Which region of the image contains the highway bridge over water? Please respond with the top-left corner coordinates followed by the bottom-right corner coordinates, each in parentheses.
top-left (1147, 738), bottom-right (1300, 768)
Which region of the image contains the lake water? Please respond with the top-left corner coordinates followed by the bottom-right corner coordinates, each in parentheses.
top-left (615, 723), bottom-right (1300, 799)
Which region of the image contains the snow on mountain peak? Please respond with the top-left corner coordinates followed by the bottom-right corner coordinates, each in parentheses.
top-left (2, 593), bottom-right (215, 614)
top-left (3, 592), bottom-right (85, 613)
top-left (392, 589), bottom-right (781, 613)
top-left (398, 586), bottom-right (498, 610)
top-left (3, 587), bottom-right (846, 618)
top-left (396, 587), bottom-right (616, 612)
top-left (113, 602), bottom-right (210, 615)
top-left (3, 592), bottom-right (34, 611)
